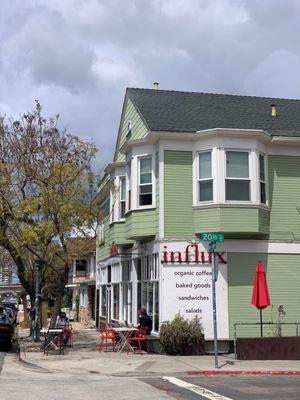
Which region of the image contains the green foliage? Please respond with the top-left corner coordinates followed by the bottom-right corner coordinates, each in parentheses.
top-left (270, 305), bottom-right (286, 337)
top-left (0, 101), bottom-right (99, 328)
top-left (159, 314), bottom-right (204, 355)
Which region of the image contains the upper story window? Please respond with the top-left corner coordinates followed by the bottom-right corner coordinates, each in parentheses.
top-left (127, 160), bottom-right (131, 211)
top-left (198, 151), bottom-right (213, 202)
top-left (259, 154), bottom-right (266, 204)
top-left (75, 259), bottom-right (87, 273)
top-left (98, 222), bottom-right (104, 243)
top-left (225, 151), bottom-right (250, 201)
top-left (119, 176), bottom-right (126, 218)
top-left (139, 157), bottom-right (152, 206)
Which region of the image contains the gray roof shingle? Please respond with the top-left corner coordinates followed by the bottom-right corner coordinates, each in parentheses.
top-left (127, 88), bottom-right (300, 137)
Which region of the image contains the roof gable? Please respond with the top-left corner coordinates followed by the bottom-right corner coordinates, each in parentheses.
top-left (113, 94), bottom-right (149, 162)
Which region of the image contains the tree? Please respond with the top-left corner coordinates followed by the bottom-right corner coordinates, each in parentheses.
top-left (0, 101), bottom-right (98, 326)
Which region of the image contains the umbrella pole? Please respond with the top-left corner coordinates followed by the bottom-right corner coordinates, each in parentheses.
top-left (260, 309), bottom-right (263, 337)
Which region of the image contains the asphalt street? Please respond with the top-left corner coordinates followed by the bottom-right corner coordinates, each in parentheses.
top-left (1, 348), bottom-right (300, 400)
top-left (142, 375), bottom-right (300, 400)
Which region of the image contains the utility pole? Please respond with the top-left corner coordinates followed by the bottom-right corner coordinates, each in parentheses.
top-left (33, 259), bottom-right (42, 342)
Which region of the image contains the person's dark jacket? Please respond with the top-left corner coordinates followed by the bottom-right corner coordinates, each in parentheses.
top-left (139, 314), bottom-right (152, 334)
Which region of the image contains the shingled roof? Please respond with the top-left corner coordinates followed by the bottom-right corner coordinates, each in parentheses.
top-left (127, 88), bottom-right (300, 137)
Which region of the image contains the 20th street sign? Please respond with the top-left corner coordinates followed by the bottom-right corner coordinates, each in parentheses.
top-left (200, 232), bottom-right (224, 243)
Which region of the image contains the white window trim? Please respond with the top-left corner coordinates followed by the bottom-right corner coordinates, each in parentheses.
top-left (193, 147), bottom-right (269, 207)
top-left (119, 175), bottom-right (126, 220)
top-left (225, 149), bottom-right (252, 203)
top-left (137, 154), bottom-right (156, 210)
top-left (197, 149), bottom-right (214, 205)
top-left (258, 152), bottom-right (268, 206)
top-left (126, 159), bottom-right (132, 213)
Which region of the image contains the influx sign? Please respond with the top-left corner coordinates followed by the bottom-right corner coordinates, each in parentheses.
top-left (161, 244), bottom-right (227, 265)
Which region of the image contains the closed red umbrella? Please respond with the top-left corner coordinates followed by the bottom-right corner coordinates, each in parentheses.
top-left (251, 260), bottom-right (271, 337)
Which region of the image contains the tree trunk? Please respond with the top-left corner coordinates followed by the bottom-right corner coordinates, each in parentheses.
top-left (50, 264), bottom-right (70, 328)
top-left (21, 293), bottom-right (29, 328)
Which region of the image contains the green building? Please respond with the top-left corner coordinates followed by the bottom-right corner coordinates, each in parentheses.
top-left (96, 87), bottom-right (300, 341)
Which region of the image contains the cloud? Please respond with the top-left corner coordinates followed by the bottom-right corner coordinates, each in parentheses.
top-left (0, 0), bottom-right (300, 171)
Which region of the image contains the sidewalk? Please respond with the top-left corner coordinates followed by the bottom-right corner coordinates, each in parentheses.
top-left (16, 324), bottom-right (300, 377)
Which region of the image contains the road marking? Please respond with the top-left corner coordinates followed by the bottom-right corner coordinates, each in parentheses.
top-left (162, 376), bottom-right (233, 400)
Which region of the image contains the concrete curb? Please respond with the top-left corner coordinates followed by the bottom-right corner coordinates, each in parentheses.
top-left (187, 370), bottom-right (300, 376)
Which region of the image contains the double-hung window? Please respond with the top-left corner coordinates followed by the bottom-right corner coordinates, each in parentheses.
top-left (127, 161), bottom-right (131, 211)
top-left (198, 151), bottom-right (213, 202)
top-left (119, 176), bottom-right (126, 218)
top-left (139, 157), bottom-right (152, 206)
top-left (259, 154), bottom-right (266, 204)
top-left (225, 151), bottom-right (250, 201)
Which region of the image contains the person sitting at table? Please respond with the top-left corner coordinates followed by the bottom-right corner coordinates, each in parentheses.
top-left (137, 309), bottom-right (152, 335)
top-left (55, 311), bottom-right (69, 329)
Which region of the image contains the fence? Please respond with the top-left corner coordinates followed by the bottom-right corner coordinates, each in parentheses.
top-left (233, 321), bottom-right (300, 358)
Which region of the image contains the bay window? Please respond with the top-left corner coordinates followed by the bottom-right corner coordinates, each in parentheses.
top-left (259, 154), bottom-right (266, 204)
top-left (139, 157), bottom-right (153, 206)
top-left (119, 176), bottom-right (126, 218)
top-left (198, 151), bottom-right (213, 202)
top-left (225, 151), bottom-right (250, 201)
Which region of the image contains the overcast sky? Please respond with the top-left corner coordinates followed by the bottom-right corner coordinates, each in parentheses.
top-left (1, 0), bottom-right (300, 171)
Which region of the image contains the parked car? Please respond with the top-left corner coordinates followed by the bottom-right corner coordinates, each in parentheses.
top-left (0, 310), bottom-right (15, 350)
top-left (2, 303), bottom-right (18, 325)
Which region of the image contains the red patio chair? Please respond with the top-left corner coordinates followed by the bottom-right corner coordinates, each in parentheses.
top-left (98, 327), bottom-right (117, 352)
top-left (63, 324), bottom-right (74, 348)
top-left (129, 327), bottom-right (147, 355)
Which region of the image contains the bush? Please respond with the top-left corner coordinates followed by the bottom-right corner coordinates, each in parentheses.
top-left (159, 314), bottom-right (204, 355)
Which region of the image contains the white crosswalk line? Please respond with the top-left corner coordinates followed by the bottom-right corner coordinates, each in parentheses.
top-left (162, 376), bottom-right (233, 400)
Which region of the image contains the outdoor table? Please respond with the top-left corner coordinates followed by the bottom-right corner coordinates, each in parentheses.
top-left (112, 327), bottom-right (138, 353)
top-left (40, 328), bottom-right (64, 355)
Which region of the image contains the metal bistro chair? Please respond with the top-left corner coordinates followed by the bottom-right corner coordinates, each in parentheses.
top-left (128, 327), bottom-right (148, 355)
top-left (98, 326), bottom-right (117, 352)
top-left (62, 323), bottom-right (74, 348)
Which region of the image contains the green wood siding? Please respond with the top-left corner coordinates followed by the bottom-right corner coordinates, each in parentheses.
top-left (155, 152), bottom-right (159, 234)
top-left (96, 221), bottom-right (113, 261)
top-left (116, 98), bottom-right (149, 162)
top-left (228, 253), bottom-right (300, 339)
top-left (194, 207), bottom-right (269, 237)
top-left (125, 209), bottom-right (156, 239)
top-left (96, 221), bottom-right (133, 261)
top-left (268, 155), bottom-right (300, 240)
top-left (110, 222), bottom-right (133, 245)
top-left (164, 150), bottom-right (194, 239)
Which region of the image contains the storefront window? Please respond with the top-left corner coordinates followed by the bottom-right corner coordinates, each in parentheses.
top-left (122, 282), bottom-right (132, 324)
top-left (100, 285), bottom-right (106, 317)
top-left (122, 260), bottom-right (132, 324)
top-left (154, 282), bottom-right (159, 332)
top-left (113, 284), bottom-right (119, 320)
top-left (140, 254), bottom-right (159, 332)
